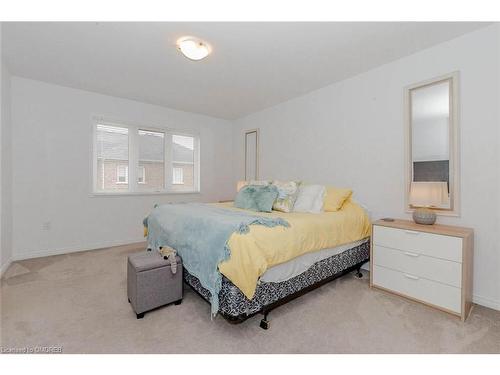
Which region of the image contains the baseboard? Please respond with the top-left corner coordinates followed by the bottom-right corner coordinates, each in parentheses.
top-left (12, 238), bottom-right (147, 261)
top-left (0, 257), bottom-right (13, 278)
top-left (472, 294), bottom-right (500, 311)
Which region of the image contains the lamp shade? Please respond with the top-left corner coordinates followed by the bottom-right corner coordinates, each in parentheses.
top-left (409, 181), bottom-right (448, 207)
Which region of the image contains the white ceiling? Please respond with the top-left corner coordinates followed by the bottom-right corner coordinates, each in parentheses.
top-left (2, 22), bottom-right (490, 119)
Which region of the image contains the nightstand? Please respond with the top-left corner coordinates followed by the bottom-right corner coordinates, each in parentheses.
top-left (370, 219), bottom-right (474, 321)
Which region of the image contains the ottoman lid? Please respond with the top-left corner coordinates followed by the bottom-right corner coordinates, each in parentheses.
top-left (128, 251), bottom-right (181, 272)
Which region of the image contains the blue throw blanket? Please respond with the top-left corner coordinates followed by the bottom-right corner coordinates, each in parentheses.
top-left (145, 203), bottom-right (289, 315)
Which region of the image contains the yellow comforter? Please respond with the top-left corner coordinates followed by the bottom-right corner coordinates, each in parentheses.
top-left (217, 200), bottom-right (371, 299)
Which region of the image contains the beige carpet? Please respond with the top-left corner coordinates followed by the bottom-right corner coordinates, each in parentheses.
top-left (1, 243), bottom-right (499, 354)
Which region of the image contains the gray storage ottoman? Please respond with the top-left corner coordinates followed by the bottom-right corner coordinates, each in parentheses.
top-left (127, 251), bottom-right (183, 319)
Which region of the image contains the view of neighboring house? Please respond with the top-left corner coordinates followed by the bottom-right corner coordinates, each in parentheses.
top-left (96, 125), bottom-right (195, 192)
top-left (171, 135), bottom-right (196, 192)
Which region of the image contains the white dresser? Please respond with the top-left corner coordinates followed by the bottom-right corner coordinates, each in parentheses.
top-left (370, 219), bottom-right (473, 321)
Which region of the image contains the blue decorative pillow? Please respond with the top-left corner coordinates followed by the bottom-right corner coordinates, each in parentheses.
top-left (234, 185), bottom-right (279, 212)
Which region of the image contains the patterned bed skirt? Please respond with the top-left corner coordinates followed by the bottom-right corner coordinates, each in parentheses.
top-left (184, 240), bottom-right (370, 319)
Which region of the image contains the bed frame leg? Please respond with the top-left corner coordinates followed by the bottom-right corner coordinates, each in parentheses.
top-left (260, 312), bottom-right (270, 330)
top-left (355, 266), bottom-right (363, 278)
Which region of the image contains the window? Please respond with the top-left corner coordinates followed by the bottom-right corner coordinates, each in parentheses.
top-left (137, 166), bottom-right (146, 184)
top-left (96, 124), bottom-right (129, 191)
top-left (171, 134), bottom-right (195, 192)
top-left (116, 165), bottom-right (128, 184)
top-left (138, 130), bottom-right (163, 191)
top-left (172, 167), bottom-right (184, 184)
top-left (93, 119), bottom-right (199, 194)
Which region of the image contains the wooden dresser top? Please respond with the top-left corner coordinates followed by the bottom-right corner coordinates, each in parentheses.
top-left (373, 219), bottom-right (473, 238)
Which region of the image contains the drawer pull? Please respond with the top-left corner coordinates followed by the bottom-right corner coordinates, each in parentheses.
top-left (404, 251), bottom-right (420, 257)
top-left (404, 230), bottom-right (420, 235)
top-left (403, 273), bottom-right (420, 280)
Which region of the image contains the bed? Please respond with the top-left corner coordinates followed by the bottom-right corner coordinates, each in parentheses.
top-left (185, 239), bottom-right (369, 328)
top-left (145, 199), bottom-right (371, 329)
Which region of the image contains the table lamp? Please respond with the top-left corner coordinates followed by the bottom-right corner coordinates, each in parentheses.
top-left (409, 181), bottom-right (448, 225)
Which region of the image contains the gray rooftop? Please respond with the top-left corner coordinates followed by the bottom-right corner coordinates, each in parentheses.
top-left (96, 127), bottom-right (194, 163)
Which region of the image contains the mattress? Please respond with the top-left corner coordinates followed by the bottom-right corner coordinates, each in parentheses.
top-left (260, 238), bottom-right (369, 283)
top-left (184, 240), bottom-right (370, 319)
top-left (217, 200), bottom-right (372, 299)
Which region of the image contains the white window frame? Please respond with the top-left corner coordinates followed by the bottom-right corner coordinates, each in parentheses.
top-left (91, 116), bottom-right (200, 196)
top-left (116, 165), bottom-right (129, 184)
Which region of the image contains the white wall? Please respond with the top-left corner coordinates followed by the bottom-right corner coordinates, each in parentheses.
top-left (10, 77), bottom-right (233, 260)
top-left (1, 23), bottom-right (14, 276)
top-left (233, 25), bottom-right (500, 310)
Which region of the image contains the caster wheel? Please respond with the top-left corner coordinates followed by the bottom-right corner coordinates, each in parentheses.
top-left (260, 319), bottom-right (270, 330)
top-left (355, 271), bottom-right (363, 278)
top-left (174, 299), bottom-right (182, 305)
top-left (136, 312), bottom-right (145, 319)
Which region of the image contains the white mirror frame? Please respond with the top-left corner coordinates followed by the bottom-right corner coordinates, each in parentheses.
top-left (404, 72), bottom-right (460, 217)
top-left (244, 128), bottom-right (259, 180)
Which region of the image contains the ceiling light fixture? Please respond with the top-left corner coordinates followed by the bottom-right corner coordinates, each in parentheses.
top-left (176, 37), bottom-right (211, 61)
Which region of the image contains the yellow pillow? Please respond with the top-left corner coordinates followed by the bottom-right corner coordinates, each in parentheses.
top-left (323, 187), bottom-right (353, 212)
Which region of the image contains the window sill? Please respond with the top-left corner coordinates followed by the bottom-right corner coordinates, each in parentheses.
top-left (90, 190), bottom-right (201, 197)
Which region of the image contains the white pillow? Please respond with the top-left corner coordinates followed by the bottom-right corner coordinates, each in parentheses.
top-left (293, 185), bottom-right (326, 213)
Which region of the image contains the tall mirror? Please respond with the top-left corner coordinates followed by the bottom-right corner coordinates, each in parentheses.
top-left (245, 129), bottom-right (259, 180)
top-left (405, 72), bottom-right (459, 216)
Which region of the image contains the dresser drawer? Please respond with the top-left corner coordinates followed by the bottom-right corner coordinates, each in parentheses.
top-left (373, 265), bottom-right (461, 313)
top-left (373, 245), bottom-right (462, 288)
top-left (373, 225), bottom-right (463, 262)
